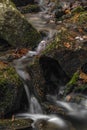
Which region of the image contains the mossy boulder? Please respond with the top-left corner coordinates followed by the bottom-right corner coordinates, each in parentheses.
top-left (0, 61), bottom-right (23, 116)
top-left (63, 69), bottom-right (87, 97)
top-left (0, 0), bottom-right (41, 49)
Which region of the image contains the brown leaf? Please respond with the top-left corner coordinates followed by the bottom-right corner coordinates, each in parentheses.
top-left (0, 61), bottom-right (8, 69)
top-left (78, 28), bottom-right (83, 33)
top-left (65, 9), bottom-right (71, 14)
top-left (12, 48), bottom-right (29, 59)
top-left (79, 71), bottom-right (87, 82)
top-left (64, 42), bottom-right (71, 48)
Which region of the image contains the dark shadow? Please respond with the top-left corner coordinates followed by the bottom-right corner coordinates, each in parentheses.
top-left (39, 56), bottom-right (69, 95)
top-left (12, 0), bottom-right (35, 6)
top-left (0, 38), bottom-right (11, 51)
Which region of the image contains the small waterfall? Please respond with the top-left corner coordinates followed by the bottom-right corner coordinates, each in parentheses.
top-left (14, 49), bottom-right (43, 113)
top-left (30, 96), bottom-right (43, 114)
top-left (23, 84), bottom-right (30, 106)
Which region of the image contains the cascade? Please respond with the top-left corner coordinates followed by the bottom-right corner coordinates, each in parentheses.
top-left (14, 0), bottom-right (87, 130)
top-left (14, 54), bottom-right (42, 113)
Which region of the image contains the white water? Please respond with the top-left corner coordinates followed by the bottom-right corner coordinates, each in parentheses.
top-left (14, 55), bottom-right (43, 113)
top-left (14, 39), bottom-right (49, 113)
top-left (16, 113), bottom-right (68, 129)
top-left (30, 96), bottom-right (43, 114)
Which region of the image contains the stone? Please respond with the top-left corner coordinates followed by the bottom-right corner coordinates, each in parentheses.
top-left (0, 0), bottom-right (41, 49)
top-left (0, 61), bottom-right (23, 115)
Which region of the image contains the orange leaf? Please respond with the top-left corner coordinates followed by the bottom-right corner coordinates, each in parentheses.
top-left (12, 48), bottom-right (29, 59)
top-left (78, 28), bottom-right (83, 33)
top-left (65, 9), bottom-right (71, 14)
top-left (64, 42), bottom-right (71, 48)
top-left (79, 71), bottom-right (87, 82)
top-left (0, 61), bottom-right (8, 69)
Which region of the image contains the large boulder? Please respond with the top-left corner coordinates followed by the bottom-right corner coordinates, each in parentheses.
top-left (0, 0), bottom-right (41, 49)
top-left (0, 61), bottom-right (23, 116)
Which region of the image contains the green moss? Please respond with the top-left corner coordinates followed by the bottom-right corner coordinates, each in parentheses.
top-left (78, 11), bottom-right (87, 24)
top-left (72, 6), bottom-right (84, 14)
top-left (43, 29), bottom-right (69, 54)
top-left (64, 71), bottom-right (79, 96)
top-left (0, 66), bottom-right (22, 86)
top-left (67, 71), bottom-right (79, 86)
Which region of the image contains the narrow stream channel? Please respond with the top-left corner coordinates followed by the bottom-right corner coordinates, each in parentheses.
top-left (14, 0), bottom-right (87, 130)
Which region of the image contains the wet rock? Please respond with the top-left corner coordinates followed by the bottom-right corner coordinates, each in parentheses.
top-left (55, 9), bottom-right (66, 19)
top-left (63, 64), bottom-right (87, 99)
top-left (11, 0), bottom-right (35, 7)
top-left (0, 61), bottom-right (23, 115)
top-left (0, 0), bottom-right (41, 49)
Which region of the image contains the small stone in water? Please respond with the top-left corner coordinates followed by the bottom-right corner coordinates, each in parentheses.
top-left (65, 95), bottom-right (72, 102)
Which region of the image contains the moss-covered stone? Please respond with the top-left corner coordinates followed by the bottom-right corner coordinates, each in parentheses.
top-left (0, 61), bottom-right (23, 115)
top-left (67, 71), bottom-right (79, 86)
top-left (63, 71), bottom-right (79, 96)
top-left (0, 0), bottom-right (41, 49)
top-left (63, 70), bottom-right (87, 97)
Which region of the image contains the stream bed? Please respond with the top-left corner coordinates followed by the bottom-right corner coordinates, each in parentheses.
top-left (14, 1), bottom-right (87, 130)
top-left (1, 0), bottom-right (87, 130)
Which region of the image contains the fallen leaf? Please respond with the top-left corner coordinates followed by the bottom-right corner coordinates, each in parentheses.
top-left (78, 28), bottom-right (83, 33)
top-left (12, 48), bottom-right (29, 58)
top-left (0, 61), bottom-right (8, 69)
top-left (65, 9), bottom-right (71, 14)
top-left (79, 71), bottom-right (87, 82)
top-left (64, 42), bottom-right (71, 48)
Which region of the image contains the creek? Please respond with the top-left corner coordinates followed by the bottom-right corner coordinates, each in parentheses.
top-left (14, 0), bottom-right (87, 130)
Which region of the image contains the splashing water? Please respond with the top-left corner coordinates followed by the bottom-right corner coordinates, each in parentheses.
top-left (16, 113), bottom-right (68, 129)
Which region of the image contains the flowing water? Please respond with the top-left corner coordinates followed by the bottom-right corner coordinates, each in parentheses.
top-left (14, 0), bottom-right (87, 130)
